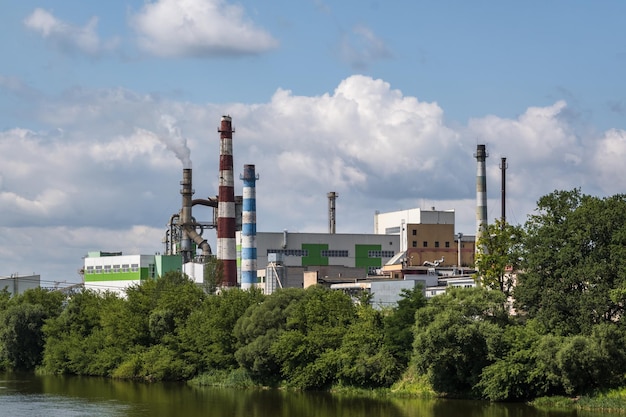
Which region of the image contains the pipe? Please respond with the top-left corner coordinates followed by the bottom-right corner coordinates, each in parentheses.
top-left (240, 164), bottom-right (259, 290)
top-left (217, 115), bottom-right (237, 286)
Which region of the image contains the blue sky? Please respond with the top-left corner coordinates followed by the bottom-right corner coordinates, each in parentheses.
top-left (1, 0), bottom-right (625, 286)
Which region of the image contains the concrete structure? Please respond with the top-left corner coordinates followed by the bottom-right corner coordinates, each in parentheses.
top-left (217, 115), bottom-right (237, 286)
top-left (238, 231), bottom-right (400, 291)
top-left (475, 144), bottom-right (488, 255)
top-left (240, 164), bottom-right (259, 290)
top-left (83, 251), bottom-right (182, 296)
top-left (0, 274), bottom-right (40, 296)
top-left (374, 208), bottom-right (475, 269)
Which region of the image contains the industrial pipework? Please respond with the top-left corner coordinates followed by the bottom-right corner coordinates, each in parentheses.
top-left (217, 116), bottom-right (237, 286)
top-left (180, 168), bottom-right (211, 263)
top-left (240, 164), bottom-right (259, 290)
top-left (474, 144), bottom-right (488, 256)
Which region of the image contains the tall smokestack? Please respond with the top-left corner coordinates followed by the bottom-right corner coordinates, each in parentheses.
top-left (474, 144), bottom-right (488, 256)
top-left (180, 168), bottom-right (194, 263)
top-left (500, 157), bottom-right (507, 227)
top-left (327, 192), bottom-right (338, 234)
top-left (240, 164), bottom-right (259, 290)
top-left (217, 115), bottom-right (237, 287)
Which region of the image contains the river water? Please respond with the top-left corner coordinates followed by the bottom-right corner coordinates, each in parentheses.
top-left (0, 372), bottom-right (605, 417)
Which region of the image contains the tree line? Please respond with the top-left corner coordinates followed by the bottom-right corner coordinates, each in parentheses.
top-left (2, 188), bottom-right (626, 401)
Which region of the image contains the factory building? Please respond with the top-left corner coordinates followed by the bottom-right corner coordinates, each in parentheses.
top-left (83, 251), bottom-right (182, 296)
top-left (236, 231), bottom-right (400, 291)
top-left (374, 208), bottom-right (475, 278)
top-left (0, 274), bottom-right (41, 296)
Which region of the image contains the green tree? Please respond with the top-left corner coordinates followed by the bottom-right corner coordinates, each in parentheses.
top-left (383, 285), bottom-right (427, 368)
top-left (412, 287), bottom-right (508, 397)
top-left (337, 304), bottom-right (400, 387)
top-left (270, 286), bottom-right (356, 389)
top-left (234, 288), bottom-right (304, 383)
top-left (180, 288), bottom-right (264, 372)
top-left (0, 303), bottom-right (47, 370)
top-left (474, 219), bottom-right (524, 297)
top-left (515, 190), bottom-right (626, 335)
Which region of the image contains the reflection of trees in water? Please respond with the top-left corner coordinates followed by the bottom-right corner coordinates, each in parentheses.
top-left (32, 375), bottom-right (576, 417)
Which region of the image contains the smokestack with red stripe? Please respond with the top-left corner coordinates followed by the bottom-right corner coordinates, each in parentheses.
top-left (218, 115), bottom-right (237, 287)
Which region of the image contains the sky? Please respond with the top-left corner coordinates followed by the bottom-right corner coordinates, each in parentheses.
top-left (1, 0), bottom-right (626, 287)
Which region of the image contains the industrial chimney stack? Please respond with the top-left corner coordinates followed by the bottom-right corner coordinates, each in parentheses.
top-left (328, 192), bottom-right (338, 234)
top-left (240, 165), bottom-right (259, 290)
top-left (474, 144), bottom-right (488, 255)
top-left (217, 116), bottom-right (237, 287)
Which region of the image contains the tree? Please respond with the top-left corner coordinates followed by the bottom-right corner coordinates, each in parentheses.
top-left (0, 303), bottom-right (47, 370)
top-left (412, 287), bottom-right (508, 397)
top-left (383, 285), bottom-right (427, 368)
top-left (234, 288), bottom-right (304, 383)
top-left (515, 190), bottom-right (626, 335)
top-left (474, 219), bottom-right (524, 297)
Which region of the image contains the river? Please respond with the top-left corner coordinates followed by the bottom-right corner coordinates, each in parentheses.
top-left (0, 372), bottom-right (606, 417)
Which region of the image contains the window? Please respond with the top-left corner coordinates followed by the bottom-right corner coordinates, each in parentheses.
top-left (412, 241), bottom-right (417, 248)
top-left (412, 229), bottom-right (417, 236)
top-left (104, 265), bottom-right (111, 273)
top-left (445, 241), bottom-right (450, 248)
top-left (95, 265), bottom-right (103, 274)
top-left (131, 263), bottom-right (139, 272)
top-left (423, 241), bottom-right (428, 247)
top-left (368, 250), bottom-right (395, 258)
top-left (113, 264), bottom-right (120, 272)
top-left (122, 264), bottom-right (130, 272)
top-left (267, 249), bottom-right (308, 256)
top-left (321, 250), bottom-right (348, 257)
top-left (435, 241), bottom-right (440, 248)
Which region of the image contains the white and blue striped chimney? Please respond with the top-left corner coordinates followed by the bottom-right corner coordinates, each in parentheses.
top-left (240, 164), bottom-right (259, 290)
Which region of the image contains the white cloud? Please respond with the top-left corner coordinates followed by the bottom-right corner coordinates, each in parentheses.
top-left (3, 74), bottom-right (626, 283)
top-left (130, 0), bottom-right (278, 58)
top-left (23, 8), bottom-right (118, 56)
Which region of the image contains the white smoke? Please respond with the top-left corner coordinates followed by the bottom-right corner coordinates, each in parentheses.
top-left (158, 114), bottom-right (192, 168)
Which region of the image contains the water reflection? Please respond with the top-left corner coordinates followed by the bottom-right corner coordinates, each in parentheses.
top-left (0, 373), bottom-right (601, 417)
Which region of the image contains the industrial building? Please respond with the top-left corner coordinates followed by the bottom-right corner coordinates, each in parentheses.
top-left (83, 251), bottom-right (182, 295)
top-left (0, 274), bottom-right (41, 296)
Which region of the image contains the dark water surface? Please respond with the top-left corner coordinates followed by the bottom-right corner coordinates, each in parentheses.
top-left (0, 372), bottom-right (605, 417)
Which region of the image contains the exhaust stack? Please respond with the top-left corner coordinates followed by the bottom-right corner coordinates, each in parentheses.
top-left (327, 192), bottom-right (338, 234)
top-left (180, 168), bottom-right (211, 262)
top-left (217, 116), bottom-right (237, 287)
top-left (240, 164), bottom-right (259, 290)
top-left (474, 144), bottom-right (488, 256)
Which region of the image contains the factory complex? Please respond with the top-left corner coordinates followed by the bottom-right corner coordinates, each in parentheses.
top-left (8, 115), bottom-right (492, 306)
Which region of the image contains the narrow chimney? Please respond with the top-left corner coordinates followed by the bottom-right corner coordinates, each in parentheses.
top-left (474, 144), bottom-right (488, 256)
top-left (328, 192), bottom-right (338, 234)
top-left (240, 164), bottom-right (259, 290)
top-left (217, 115), bottom-right (237, 287)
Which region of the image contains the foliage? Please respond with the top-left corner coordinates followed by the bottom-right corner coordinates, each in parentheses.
top-left (180, 287), bottom-right (264, 371)
top-left (0, 303), bottom-right (47, 370)
top-left (412, 287), bottom-right (508, 397)
top-left (203, 256), bottom-right (224, 294)
top-left (474, 219), bottom-right (524, 297)
top-left (515, 189), bottom-right (626, 335)
top-left (383, 286), bottom-right (427, 368)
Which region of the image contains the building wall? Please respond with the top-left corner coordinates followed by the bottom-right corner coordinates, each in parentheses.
top-left (0, 274), bottom-right (40, 296)
top-left (84, 253), bottom-right (182, 295)
top-left (241, 232), bottom-right (400, 278)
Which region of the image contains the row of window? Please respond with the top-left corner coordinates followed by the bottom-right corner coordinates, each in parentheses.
top-left (412, 241), bottom-right (451, 248)
top-left (85, 264), bottom-right (140, 274)
top-left (267, 249), bottom-right (395, 258)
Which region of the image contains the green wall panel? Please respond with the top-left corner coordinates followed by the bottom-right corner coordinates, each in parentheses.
top-left (355, 244), bottom-right (382, 269)
top-left (302, 243), bottom-right (328, 266)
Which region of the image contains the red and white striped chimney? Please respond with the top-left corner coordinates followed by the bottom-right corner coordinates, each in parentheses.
top-left (217, 115), bottom-right (237, 286)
